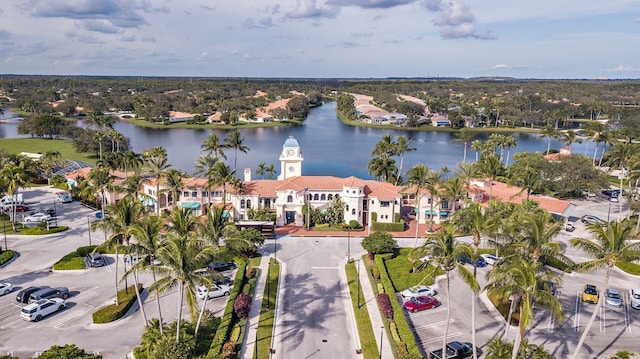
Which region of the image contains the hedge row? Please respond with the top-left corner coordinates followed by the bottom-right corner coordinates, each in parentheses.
top-left (207, 260), bottom-right (249, 357)
top-left (53, 245), bottom-right (100, 270)
top-left (374, 253), bottom-right (421, 358)
top-left (616, 261), bottom-right (640, 275)
top-left (21, 225), bottom-right (69, 235)
top-left (0, 250), bottom-right (15, 266)
top-left (372, 221), bottom-right (405, 232)
top-left (93, 283), bottom-right (143, 323)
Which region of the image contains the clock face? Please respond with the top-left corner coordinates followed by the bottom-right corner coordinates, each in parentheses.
top-left (288, 166), bottom-right (294, 172)
top-left (287, 149), bottom-right (295, 156)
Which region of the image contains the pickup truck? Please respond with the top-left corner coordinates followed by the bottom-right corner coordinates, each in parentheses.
top-left (429, 341), bottom-right (481, 359)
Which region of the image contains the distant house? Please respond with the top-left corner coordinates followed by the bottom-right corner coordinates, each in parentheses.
top-left (207, 112), bottom-right (223, 124)
top-left (168, 111), bottom-right (195, 123)
top-left (430, 114), bottom-right (451, 127)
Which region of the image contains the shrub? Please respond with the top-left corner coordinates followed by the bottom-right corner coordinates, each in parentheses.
top-left (20, 226), bottom-right (68, 235)
top-left (377, 293), bottom-right (393, 319)
top-left (229, 323), bottom-right (241, 343)
top-left (362, 231), bottom-right (397, 255)
top-left (246, 266), bottom-right (255, 279)
top-left (371, 265), bottom-right (380, 279)
top-left (221, 341), bottom-right (236, 359)
top-left (372, 221), bottom-right (405, 232)
top-left (377, 283), bottom-right (384, 294)
top-left (76, 245), bottom-right (99, 257)
top-left (92, 284), bottom-right (142, 323)
top-left (233, 293), bottom-right (251, 319)
top-left (0, 250), bottom-right (15, 265)
top-left (349, 219), bottom-right (360, 229)
top-left (53, 256), bottom-right (85, 270)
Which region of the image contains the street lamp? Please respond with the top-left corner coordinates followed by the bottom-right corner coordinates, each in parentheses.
top-left (87, 217), bottom-right (92, 246)
top-left (266, 261), bottom-right (270, 311)
top-left (379, 326), bottom-right (384, 359)
top-left (3, 216), bottom-right (7, 251)
top-left (607, 202), bottom-right (612, 222)
top-left (123, 255), bottom-right (129, 294)
top-left (356, 259), bottom-right (361, 309)
top-left (52, 197), bottom-right (57, 227)
top-left (347, 224), bottom-right (351, 262)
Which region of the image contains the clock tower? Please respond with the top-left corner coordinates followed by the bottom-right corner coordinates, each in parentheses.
top-left (278, 136), bottom-right (303, 180)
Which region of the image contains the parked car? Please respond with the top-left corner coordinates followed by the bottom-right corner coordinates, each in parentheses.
top-left (480, 254), bottom-right (501, 265)
top-left (24, 213), bottom-right (51, 222)
top-left (565, 223), bottom-right (576, 232)
top-left (20, 298), bottom-right (65, 322)
top-left (605, 288), bottom-right (623, 307)
top-left (403, 295), bottom-right (440, 313)
top-left (581, 215), bottom-right (606, 225)
top-left (38, 207), bottom-right (56, 216)
top-left (2, 204), bottom-right (29, 212)
top-left (400, 285), bottom-right (437, 301)
top-left (630, 288), bottom-right (640, 309)
top-left (196, 284), bottom-right (231, 300)
top-left (0, 282), bottom-right (13, 296)
top-left (207, 261), bottom-right (237, 272)
top-left (429, 341), bottom-right (481, 359)
top-left (582, 284), bottom-right (599, 304)
top-left (95, 211), bottom-right (109, 219)
top-left (610, 193), bottom-right (619, 202)
top-left (459, 255), bottom-right (487, 267)
top-left (16, 286), bottom-right (43, 303)
top-left (29, 287), bottom-right (70, 303)
top-left (86, 253), bottom-right (106, 267)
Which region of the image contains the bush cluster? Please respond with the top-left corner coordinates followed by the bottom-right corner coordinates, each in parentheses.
top-left (0, 250), bottom-right (15, 265)
top-left (92, 284), bottom-right (142, 323)
top-left (377, 293), bottom-right (393, 319)
top-left (371, 265), bottom-right (380, 279)
top-left (233, 293), bottom-right (251, 319)
top-left (220, 341), bottom-right (236, 359)
top-left (53, 245), bottom-right (99, 270)
top-left (390, 322), bottom-right (408, 356)
top-left (21, 225), bottom-right (68, 235)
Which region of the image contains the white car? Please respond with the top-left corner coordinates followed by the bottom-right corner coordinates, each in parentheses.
top-left (20, 298), bottom-right (65, 321)
top-left (480, 254), bottom-right (501, 265)
top-left (630, 289), bottom-right (640, 309)
top-left (196, 284), bottom-right (231, 300)
top-left (400, 285), bottom-right (437, 301)
top-left (24, 213), bottom-right (52, 222)
top-left (0, 282), bottom-right (13, 296)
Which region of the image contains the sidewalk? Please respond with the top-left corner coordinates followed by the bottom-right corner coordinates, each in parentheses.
top-left (241, 254), bottom-right (270, 359)
top-left (357, 256), bottom-right (394, 359)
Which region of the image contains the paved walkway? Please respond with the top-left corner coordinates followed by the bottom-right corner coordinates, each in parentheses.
top-left (241, 254), bottom-right (270, 359)
top-left (275, 218), bottom-right (440, 238)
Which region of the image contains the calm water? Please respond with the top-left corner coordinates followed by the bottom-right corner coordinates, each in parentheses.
top-left (0, 103), bottom-right (594, 179)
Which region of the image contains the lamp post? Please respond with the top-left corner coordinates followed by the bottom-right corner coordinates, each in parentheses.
top-left (607, 202), bottom-right (612, 222)
top-left (379, 326), bottom-right (384, 359)
top-left (347, 224), bottom-right (351, 262)
top-left (87, 217), bottom-right (92, 246)
top-left (52, 197), bottom-right (57, 227)
top-left (273, 237), bottom-right (277, 265)
top-left (3, 216), bottom-right (7, 251)
top-left (356, 258), bottom-right (361, 309)
top-left (123, 255), bottom-right (129, 294)
top-left (266, 260), bottom-right (270, 311)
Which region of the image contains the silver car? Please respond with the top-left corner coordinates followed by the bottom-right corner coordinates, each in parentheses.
top-left (605, 288), bottom-right (623, 307)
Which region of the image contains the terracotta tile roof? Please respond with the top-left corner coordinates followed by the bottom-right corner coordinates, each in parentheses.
top-left (477, 181), bottom-right (573, 215)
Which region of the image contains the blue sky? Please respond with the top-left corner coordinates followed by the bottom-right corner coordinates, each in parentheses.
top-left (1, 0), bottom-right (639, 79)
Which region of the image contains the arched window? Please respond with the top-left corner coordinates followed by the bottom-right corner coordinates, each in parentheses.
top-left (321, 194), bottom-right (326, 201)
top-left (314, 194), bottom-right (319, 200)
top-left (346, 205), bottom-right (349, 211)
top-left (240, 199), bottom-right (246, 209)
top-left (328, 194), bottom-right (333, 200)
top-left (246, 199), bottom-right (251, 208)
top-left (287, 195), bottom-right (293, 203)
top-left (335, 193), bottom-right (340, 199)
top-left (352, 208), bottom-right (356, 215)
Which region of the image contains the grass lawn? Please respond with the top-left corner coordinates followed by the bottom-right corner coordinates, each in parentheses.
top-left (0, 138), bottom-right (98, 164)
top-left (488, 292), bottom-right (520, 326)
top-left (346, 259), bottom-right (378, 359)
top-left (254, 258), bottom-right (279, 359)
top-left (125, 118), bottom-right (290, 130)
top-left (385, 248), bottom-right (437, 291)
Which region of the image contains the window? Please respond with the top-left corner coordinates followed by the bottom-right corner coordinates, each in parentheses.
top-left (183, 191), bottom-right (189, 198)
top-left (321, 194), bottom-right (326, 201)
top-left (287, 195), bottom-right (293, 203)
top-left (352, 209), bottom-right (356, 215)
top-left (441, 199), bottom-right (449, 209)
top-left (264, 198), bottom-right (271, 207)
top-left (328, 194), bottom-right (333, 200)
top-left (427, 198), bottom-right (432, 204)
top-left (240, 199), bottom-right (246, 209)
top-left (335, 194), bottom-right (339, 199)
top-left (246, 199), bottom-right (251, 208)
top-left (191, 191), bottom-right (197, 197)
top-left (202, 192), bottom-right (208, 197)
top-left (380, 201), bottom-right (390, 207)
top-left (314, 194), bottom-right (319, 200)
top-left (147, 189), bottom-right (153, 195)
top-left (346, 205), bottom-right (349, 211)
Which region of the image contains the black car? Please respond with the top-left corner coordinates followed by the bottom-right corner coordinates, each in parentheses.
top-left (208, 261), bottom-right (237, 272)
top-left (16, 286), bottom-right (43, 303)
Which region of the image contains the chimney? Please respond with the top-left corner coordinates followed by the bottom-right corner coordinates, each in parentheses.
top-left (244, 168), bottom-right (252, 182)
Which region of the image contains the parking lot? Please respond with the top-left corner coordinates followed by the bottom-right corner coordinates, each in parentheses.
top-left (0, 186), bottom-right (232, 358)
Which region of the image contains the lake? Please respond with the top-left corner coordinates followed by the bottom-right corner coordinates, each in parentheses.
top-left (0, 103), bottom-right (594, 179)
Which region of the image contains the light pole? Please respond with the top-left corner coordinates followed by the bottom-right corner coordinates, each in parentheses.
top-left (379, 326), bottom-right (384, 359)
top-left (266, 260), bottom-right (270, 310)
top-left (356, 258), bottom-right (361, 309)
top-left (347, 224), bottom-right (351, 262)
top-left (123, 255), bottom-right (129, 294)
top-left (87, 217), bottom-right (92, 246)
top-left (3, 216), bottom-right (7, 251)
top-left (607, 202), bottom-right (612, 222)
top-left (52, 197), bottom-right (57, 227)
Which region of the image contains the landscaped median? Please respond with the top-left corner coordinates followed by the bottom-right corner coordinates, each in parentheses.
top-left (254, 257), bottom-right (280, 359)
top-left (0, 248), bottom-right (15, 266)
top-left (345, 258), bottom-right (379, 358)
top-left (53, 245), bottom-right (100, 270)
top-left (92, 283), bottom-right (143, 323)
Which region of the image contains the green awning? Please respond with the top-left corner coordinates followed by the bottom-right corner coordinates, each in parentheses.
top-left (425, 210), bottom-right (436, 215)
top-left (181, 202), bottom-right (201, 209)
top-left (440, 211), bottom-right (451, 216)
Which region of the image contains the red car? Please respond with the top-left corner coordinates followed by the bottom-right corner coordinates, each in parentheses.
top-left (403, 295), bottom-right (440, 313)
top-left (2, 205), bottom-right (29, 212)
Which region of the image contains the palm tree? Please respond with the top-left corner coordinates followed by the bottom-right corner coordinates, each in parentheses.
top-left (93, 131), bottom-right (106, 160)
top-left (421, 225), bottom-right (479, 358)
top-left (452, 128), bottom-right (476, 163)
top-left (193, 154), bottom-right (219, 208)
top-left (404, 164), bottom-right (430, 247)
top-left (129, 215), bottom-right (166, 334)
top-left (503, 135), bottom-right (517, 165)
top-left (0, 161), bottom-right (36, 230)
top-left (487, 257), bottom-right (564, 359)
top-left (474, 154), bottom-right (504, 200)
top-left (371, 134), bottom-right (396, 159)
top-left (470, 139), bottom-right (484, 162)
top-left (605, 139), bottom-right (638, 220)
top-left (93, 196), bottom-right (144, 308)
top-left (150, 232), bottom-right (216, 343)
top-left (163, 169), bottom-right (185, 206)
top-left (266, 163), bottom-right (277, 179)
top-left (256, 162), bottom-right (267, 179)
top-left (561, 130), bottom-right (583, 152)
top-left (538, 125), bottom-right (558, 156)
top-left (394, 135), bottom-right (416, 185)
top-left (121, 150), bottom-right (143, 179)
top-left (515, 211), bottom-right (573, 266)
top-left (442, 177), bottom-right (467, 215)
top-left (142, 155), bottom-right (172, 215)
top-left (143, 146), bottom-right (168, 161)
top-left (208, 161), bottom-right (236, 206)
top-left (224, 130), bottom-right (250, 173)
top-left (201, 133), bottom-right (227, 160)
top-left (569, 221), bottom-right (640, 359)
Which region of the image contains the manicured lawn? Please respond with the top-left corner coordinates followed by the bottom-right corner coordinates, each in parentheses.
top-left (616, 261), bottom-right (640, 275)
top-left (126, 118), bottom-right (288, 130)
top-left (385, 247), bottom-right (437, 291)
top-left (254, 258), bottom-right (279, 359)
top-left (346, 259), bottom-right (378, 359)
top-left (488, 292), bottom-right (520, 326)
top-left (0, 138), bottom-right (98, 164)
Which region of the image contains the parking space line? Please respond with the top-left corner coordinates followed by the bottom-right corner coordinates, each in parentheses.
top-left (547, 291), bottom-right (559, 332)
top-left (1, 318), bottom-right (22, 329)
top-left (413, 319), bottom-right (454, 331)
top-left (574, 291), bottom-right (581, 332)
top-left (54, 303), bottom-right (96, 329)
top-left (423, 331), bottom-right (462, 344)
top-left (408, 306), bottom-right (448, 317)
top-left (600, 302), bottom-right (606, 333)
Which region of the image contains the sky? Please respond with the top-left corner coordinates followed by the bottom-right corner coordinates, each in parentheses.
top-left (1, 0), bottom-right (639, 79)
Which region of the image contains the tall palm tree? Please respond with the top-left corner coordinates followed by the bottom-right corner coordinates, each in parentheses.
top-left (93, 196), bottom-right (144, 308)
top-left (421, 225), bottom-right (479, 358)
top-left (224, 130), bottom-right (250, 173)
top-left (142, 155), bottom-right (172, 215)
top-left (266, 163), bottom-right (277, 179)
top-left (0, 160), bottom-right (36, 230)
top-left (452, 128), bottom-right (476, 163)
top-left (561, 130), bottom-right (583, 152)
top-left (487, 257), bottom-right (564, 359)
top-left (150, 232), bottom-right (216, 343)
top-left (93, 131), bottom-right (106, 160)
top-left (121, 150), bottom-right (143, 179)
top-left (538, 125), bottom-right (558, 156)
top-left (256, 162), bottom-right (267, 179)
top-left (503, 135), bottom-right (517, 165)
top-left (424, 169), bottom-right (444, 233)
top-left (442, 177), bottom-right (467, 215)
top-left (143, 146), bottom-right (168, 162)
top-left (404, 164), bottom-right (430, 247)
top-left (371, 134), bottom-right (396, 159)
top-left (470, 139), bottom-right (484, 162)
top-left (515, 211), bottom-right (572, 266)
top-left (129, 215), bottom-right (166, 334)
top-left (474, 154), bottom-right (504, 200)
top-left (394, 135), bottom-right (416, 185)
top-left (569, 221), bottom-right (640, 359)
top-left (193, 154), bottom-right (219, 209)
top-left (163, 169), bottom-right (185, 206)
top-left (605, 139), bottom-right (638, 220)
top-left (209, 161), bottom-right (236, 206)
top-left (201, 133), bottom-right (227, 160)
